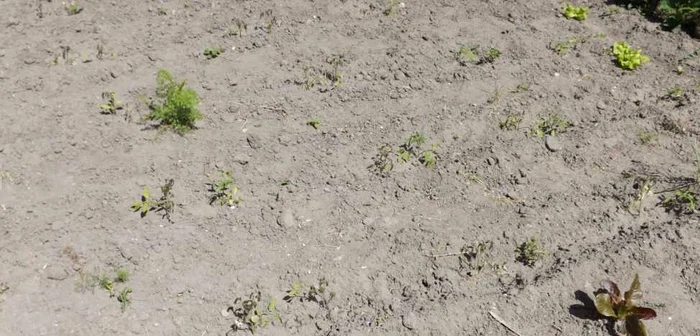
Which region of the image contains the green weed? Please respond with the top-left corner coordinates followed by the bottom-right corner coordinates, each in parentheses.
top-left (657, 0), bottom-right (700, 31)
top-left (115, 268), bottom-right (130, 283)
top-left (662, 188), bottom-right (697, 213)
top-left (499, 115), bottom-right (522, 130)
top-left (612, 42), bottom-right (650, 70)
top-left (563, 3), bottom-right (588, 21)
top-left (204, 47), bottom-right (223, 59)
top-left (99, 92), bottom-right (123, 115)
top-left (146, 69), bottom-right (202, 133)
top-left (283, 278), bottom-right (335, 308)
top-left (308, 117), bottom-right (321, 129)
top-left (75, 271), bottom-right (98, 293)
top-left (456, 46), bottom-right (501, 65)
top-left (63, 1), bottom-right (83, 15)
top-left (516, 237), bottom-right (546, 266)
top-left (117, 287), bottom-right (132, 312)
top-left (228, 292), bottom-right (282, 333)
top-left (530, 114), bottom-right (570, 137)
top-left (99, 275), bottom-right (114, 296)
top-left (131, 179), bottom-right (176, 221)
top-left (666, 86), bottom-right (684, 99)
top-left (207, 170), bottom-right (241, 207)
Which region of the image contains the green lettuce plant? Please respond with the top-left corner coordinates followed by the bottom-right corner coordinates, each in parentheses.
top-left (595, 274), bottom-right (657, 336)
top-left (612, 42), bottom-right (650, 70)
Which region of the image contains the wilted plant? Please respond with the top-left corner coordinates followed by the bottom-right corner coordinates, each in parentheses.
top-left (595, 274), bottom-right (657, 336)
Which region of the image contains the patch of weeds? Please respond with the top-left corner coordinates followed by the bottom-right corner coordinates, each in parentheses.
top-left (369, 145), bottom-right (394, 177)
top-left (146, 69), bottom-right (202, 133)
top-left (131, 179), bottom-right (176, 222)
top-left (515, 237), bottom-right (546, 267)
top-left (383, 0), bottom-right (402, 16)
top-left (326, 54), bottom-right (346, 88)
top-left (552, 36), bottom-right (589, 56)
top-left (637, 130), bottom-right (658, 145)
top-left (397, 132), bottom-right (439, 168)
top-left (283, 278), bottom-right (335, 308)
top-left (117, 287), bottom-right (132, 313)
top-left (204, 47), bottom-right (223, 59)
top-left (666, 86), bottom-right (684, 100)
top-left (662, 188), bottom-right (697, 213)
top-left (301, 66), bottom-right (327, 90)
top-left (563, 3), bottom-right (588, 21)
top-left (228, 292), bottom-right (282, 333)
top-left (499, 114), bottom-right (522, 130)
top-left (115, 268), bottom-right (130, 283)
top-left (63, 1), bottom-right (83, 15)
top-left (529, 114), bottom-right (570, 137)
top-left (308, 117), bottom-right (321, 129)
top-left (455, 45), bottom-right (501, 65)
top-left (657, 0), bottom-right (700, 32)
top-left (100, 92), bottom-right (124, 115)
top-left (207, 170), bottom-right (241, 207)
top-left (612, 42), bottom-right (650, 70)
top-left (595, 274), bottom-right (657, 336)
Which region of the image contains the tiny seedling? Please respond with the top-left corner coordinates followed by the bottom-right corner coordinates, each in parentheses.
top-left (666, 86), bottom-right (684, 100)
top-left (99, 275), bottom-right (115, 296)
top-left (308, 117), bottom-right (321, 129)
top-left (369, 145), bottom-right (394, 176)
top-left (115, 268), bottom-right (130, 283)
top-left (131, 179), bottom-right (176, 221)
top-left (398, 132), bottom-right (426, 163)
top-left (456, 46), bottom-right (501, 65)
top-left (482, 47), bottom-right (502, 64)
top-left (117, 287), bottom-right (132, 312)
top-left (228, 292), bottom-right (282, 333)
top-left (100, 92), bottom-right (124, 114)
top-left (283, 278), bottom-right (335, 308)
top-left (384, 0), bottom-right (401, 16)
top-left (563, 3), bottom-right (588, 21)
top-left (63, 1), bottom-right (83, 15)
top-left (420, 144), bottom-right (439, 168)
top-left (516, 236), bottom-right (546, 266)
top-left (146, 69), bottom-right (202, 133)
top-left (499, 115), bottom-right (522, 130)
top-left (530, 114), bottom-right (570, 137)
top-left (207, 170), bottom-right (241, 207)
top-left (302, 67), bottom-right (326, 90)
top-left (612, 42), bottom-right (650, 70)
top-left (662, 189), bottom-right (697, 213)
top-left (552, 36), bottom-right (588, 56)
top-left (595, 274), bottom-right (657, 336)
top-left (203, 47), bottom-right (223, 59)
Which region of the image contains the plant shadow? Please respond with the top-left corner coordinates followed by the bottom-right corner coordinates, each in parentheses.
top-left (569, 290), bottom-right (616, 335)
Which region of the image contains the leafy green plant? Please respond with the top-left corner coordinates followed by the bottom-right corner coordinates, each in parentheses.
top-left (207, 170), bottom-right (241, 207)
top-left (283, 278), bottom-right (335, 308)
top-left (612, 42), bottom-right (650, 70)
top-left (203, 47), bottom-right (223, 59)
top-left (100, 92), bottom-right (123, 114)
top-left (308, 117), bottom-right (321, 129)
top-left (595, 274), bottom-right (657, 336)
top-left (131, 179), bottom-right (176, 221)
top-left (420, 144), bottom-right (439, 168)
top-left (63, 1), bottom-right (83, 15)
top-left (530, 114), bottom-right (570, 137)
top-left (146, 69), bottom-right (202, 133)
top-left (499, 115), bottom-right (522, 130)
top-left (117, 287), bottom-right (132, 312)
top-left (662, 188), bottom-right (698, 213)
top-left (99, 275), bottom-right (114, 296)
top-left (515, 237), bottom-right (546, 266)
top-left (228, 292), bottom-right (282, 333)
top-left (657, 0), bottom-right (700, 31)
top-left (456, 46), bottom-right (501, 65)
top-left (115, 268), bottom-right (130, 283)
top-left (563, 3), bottom-right (589, 21)
top-left (397, 133), bottom-right (439, 168)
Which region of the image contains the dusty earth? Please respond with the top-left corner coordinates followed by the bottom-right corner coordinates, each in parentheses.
top-left (1, 0), bottom-right (700, 335)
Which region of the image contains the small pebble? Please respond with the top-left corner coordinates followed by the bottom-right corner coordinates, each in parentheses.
top-left (545, 135), bottom-right (562, 152)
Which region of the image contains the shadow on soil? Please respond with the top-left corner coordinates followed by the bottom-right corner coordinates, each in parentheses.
top-left (569, 290), bottom-right (616, 335)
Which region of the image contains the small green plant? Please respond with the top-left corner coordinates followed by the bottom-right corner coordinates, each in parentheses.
top-left (420, 144), bottom-right (439, 168)
top-left (117, 287), bottom-right (132, 312)
top-left (326, 54), bottom-right (345, 88)
top-left (115, 268), bottom-right (130, 283)
top-left (626, 175), bottom-right (654, 215)
top-left (612, 42), bottom-right (650, 70)
top-left (657, 0), bottom-right (700, 31)
top-left (516, 237), bottom-right (546, 266)
top-left (146, 69), bottom-right (202, 133)
top-left (398, 132), bottom-right (426, 163)
top-left (131, 179), bottom-right (176, 221)
top-left (203, 47), bottom-right (223, 59)
top-left (228, 292), bottom-right (282, 333)
top-left (207, 170), bottom-right (241, 207)
top-left (595, 274), bottom-right (657, 336)
top-left (456, 46), bottom-right (501, 65)
top-left (99, 92), bottom-right (124, 114)
top-left (369, 145), bottom-right (394, 176)
top-left (99, 275), bottom-right (114, 296)
top-left (308, 117), bottom-right (321, 129)
top-left (530, 114), bottom-right (570, 137)
top-left (283, 278), bottom-right (335, 308)
top-left (666, 86), bottom-right (684, 99)
top-left (63, 1), bottom-right (83, 15)
top-left (499, 115), bottom-right (522, 130)
top-left (483, 47), bottom-right (502, 63)
top-left (662, 188), bottom-right (698, 213)
top-left (384, 0), bottom-right (401, 16)
top-left (563, 3), bottom-right (588, 21)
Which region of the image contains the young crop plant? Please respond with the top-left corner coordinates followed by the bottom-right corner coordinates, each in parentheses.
top-left (563, 3), bottom-right (588, 21)
top-left (283, 278), bottom-right (335, 308)
top-left (499, 115), bottom-right (522, 130)
top-left (99, 92), bottom-right (124, 114)
top-left (203, 47), bottom-right (223, 59)
top-left (420, 144), bottom-right (439, 168)
top-left (99, 275), bottom-right (115, 296)
top-left (146, 69), bottom-right (202, 133)
top-left (131, 179), bottom-right (176, 221)
top-left (530, 114), bottom-right (570, 137)
top-left (207, 170), bottom-right (241, 207)
top-left (397, 133), bottom-right (439, 167)
top-left (115, 268), bottom-right (130, 283)
top-left (482, 47), bottom-right (502, 64)
top-left (308, 117), bottom-right (321, 129)
top-left (516, 236), bottom-right (546, 266)
top-left (228, 292), bottom-right (282, 333)
top-left (612, 42), bottom-right (650, 70)
top-left (117, 287), bottom-right (132, 312)
top-left (63, 1), bottom-right (83, 15)
top-left (595, 274), bottom-right (657, 336)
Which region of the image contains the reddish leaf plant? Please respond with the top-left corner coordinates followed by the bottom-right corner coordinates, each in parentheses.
top-left (595, 274), bottom-right (657, 336)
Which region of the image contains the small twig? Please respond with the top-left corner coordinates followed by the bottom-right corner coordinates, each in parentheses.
top-left (489, 311), bottom-right (522, 336)
top-left (655, 181), bottom-right (697, 194)
top-left (423, 251), bottom-right (463, 259)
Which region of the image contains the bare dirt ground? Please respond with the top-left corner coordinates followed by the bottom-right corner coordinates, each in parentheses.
top-left (1, 0), bottom-right (700, 335)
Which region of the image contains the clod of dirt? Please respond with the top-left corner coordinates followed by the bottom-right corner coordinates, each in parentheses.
top-left (401, 312), bottom-right (417, 330)
top-left (277, 208), bottom-right (295, 228)
top-left (545, 135), bottom-right (562, 152)
top-left (246, 134), bottom-right (262, 149)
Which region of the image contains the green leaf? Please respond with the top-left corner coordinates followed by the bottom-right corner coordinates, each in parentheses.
top-left (624, 273), bottom-right (642, 304)
top-left (142, 187), bottom-right (150, 201)
top-left (625, 315), bottom-right (649, 336)
top-left (268, 299), bottom-right (277, 312)
top-left (131, 201), bottom-right (143, 212)
top-left (595, 293), bottom-right (617, 318)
